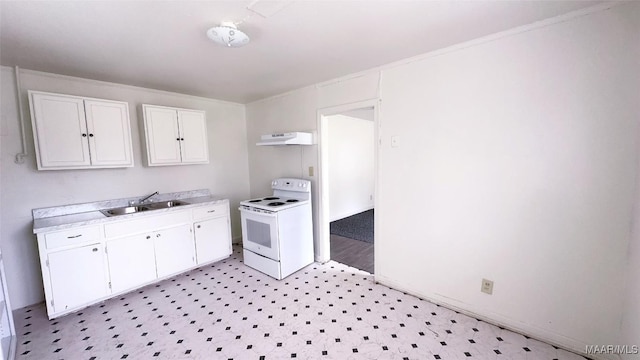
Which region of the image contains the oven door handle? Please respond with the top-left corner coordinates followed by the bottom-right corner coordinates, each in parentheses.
top-left (239, 207), bottom-right (278, 218)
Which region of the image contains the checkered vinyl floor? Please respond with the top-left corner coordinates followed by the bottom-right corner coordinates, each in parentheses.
top-left (14, 247), bottom-right (588, 360)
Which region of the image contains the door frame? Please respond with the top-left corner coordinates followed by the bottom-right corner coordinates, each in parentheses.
top-left (315, 99), bottom-right (380, 267)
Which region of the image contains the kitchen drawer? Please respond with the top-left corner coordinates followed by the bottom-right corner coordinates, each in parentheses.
top-left (192, 203), bottom-right (228, 221)
top-left (104, 210), bottom-right (190, 239)
top-left (45, 225), bottom-right (101, 249)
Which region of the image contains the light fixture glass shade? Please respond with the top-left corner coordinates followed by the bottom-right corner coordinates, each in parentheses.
top-left (206, 22), bottom-right (250, 48)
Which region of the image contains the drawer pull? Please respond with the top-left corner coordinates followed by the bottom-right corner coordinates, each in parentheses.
top-left (92, 248), bottom-right (98, 252)
top-left (197, 225), bottom-right (201, 229)
top-left (207, 210), bottom-right (216, 213)
top-left (146, 235), bottom-right (151, 239)
top-left (67, 234), bottom-right (82, 239)
top-left (156, 234), bottom-right (161, 238)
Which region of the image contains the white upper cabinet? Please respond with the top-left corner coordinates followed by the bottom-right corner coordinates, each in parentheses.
top-left (29, 91), bottom-right (134, 170)
top-left (178, 110), bottom-right (209, 164)
top-left (84, 100), bottom-right (133, 166)
top-left (143, 104), bottom-right (209, 166)
top-left (143, 106), bottom-right (182, 165)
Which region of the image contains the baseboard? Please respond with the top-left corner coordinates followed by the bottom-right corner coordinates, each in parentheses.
top-left (232, 236), bottom-right (243, 245)
top-left (330, 206), bottom-right (374, 222)
top-left (374, 274), bottom-right (619, 360)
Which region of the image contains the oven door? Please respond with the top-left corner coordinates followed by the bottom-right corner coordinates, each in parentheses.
top-left (239, 207), bottom-right (280, 261)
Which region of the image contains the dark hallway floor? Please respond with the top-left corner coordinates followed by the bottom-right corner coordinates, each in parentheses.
top-left (330, 234), bottom-right (374, 273)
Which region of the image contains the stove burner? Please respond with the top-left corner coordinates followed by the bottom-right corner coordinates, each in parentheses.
top-left (286, 199), bottom-right (299, 203)
top-left (264, 197), bottom-right (279, 200)
top-left (249, 199), bottom-right (262, 203)
top-left (268, 202), bottom-right (285, 206)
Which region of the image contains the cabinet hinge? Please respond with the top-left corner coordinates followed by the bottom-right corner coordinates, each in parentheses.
top-left (46, 259), bottom-right (49, 267)
top-left (108, 282), bottom-right (112, 289)
top-left (105, 246), bottom-right (108, 254)
top-left (50, 299), bottom-right (54, 307)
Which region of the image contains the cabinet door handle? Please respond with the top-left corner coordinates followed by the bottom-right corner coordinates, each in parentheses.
top-left (197, 225), bottom-right (201, 229)
top-left (67, 234), bottom-right (82, 239)
top-left (92, 248), bottom-right (98, 252)
top-left (89, 133), bottom-right (94, 137)
top-left (156, 234), bottom-right (161, 238)
top-left (82, 134), bottom-right (87, 137)
top-left (176, 138), bottom-right (180, 141)
top-left (207, 210), bottom-right (216, 213)
top-left (180, 138), bottom-right (184, 141)
top-left (146, 235), bottom-right (151, 239)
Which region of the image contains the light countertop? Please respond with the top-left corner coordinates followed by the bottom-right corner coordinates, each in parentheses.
top-left (32, 190), bottom-right (228, 234)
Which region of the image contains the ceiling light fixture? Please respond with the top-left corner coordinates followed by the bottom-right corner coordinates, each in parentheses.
top-left (206, 22), bottom-right (250, 48)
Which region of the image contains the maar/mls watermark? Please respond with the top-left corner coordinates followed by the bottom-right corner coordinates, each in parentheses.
top-left (585, 344), bottom-right (639, 355)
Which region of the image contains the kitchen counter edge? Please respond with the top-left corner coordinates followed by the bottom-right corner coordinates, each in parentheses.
top-left (32, 196), bottom-right (229, 234)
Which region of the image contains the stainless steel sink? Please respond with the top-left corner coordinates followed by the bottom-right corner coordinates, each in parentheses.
top-left (100, 200), bottom-right (189, 217)
top-left (147, 200), bottom-right (189, 209)
top-left (101, 206), bottom-right (150, 217)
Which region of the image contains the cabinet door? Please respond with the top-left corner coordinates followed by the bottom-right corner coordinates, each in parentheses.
top-left (177, 110), bottom-right (209, 164)
top-left (47, 244), bottom-right (108, 313)
top-left (143, 106), bottom-right (182, 165)
top-left (154, 224), bottom-right (195, 278)
top-left (106, 234), bottom-right (157, 294)
top-left (30, 92), bottom-right (91, 169)
top-left (194, 217), bottom-right (232, 264)
top-left (84, 100), bottom-right (133, 167)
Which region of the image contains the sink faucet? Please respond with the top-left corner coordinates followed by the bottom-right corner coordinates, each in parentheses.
top-left (138, 191), bottom-right (159, 204)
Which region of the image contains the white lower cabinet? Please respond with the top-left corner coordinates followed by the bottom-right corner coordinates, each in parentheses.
top-left (194, 217), bottom-right (231, 264)
top-left (47, 243), bottom-right (109, 313)
top-left (106, 234), bottom-right (157, 294)
top-left (35, 200), bottom-right (232, 319)
top-left (154, 224), bottom-right (195, 278)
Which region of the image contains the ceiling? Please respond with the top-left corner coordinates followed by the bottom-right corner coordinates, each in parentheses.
top-left (0, 0), bottom-right (602, 104)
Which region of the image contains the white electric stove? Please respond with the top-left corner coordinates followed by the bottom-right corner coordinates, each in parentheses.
top-left (239, 178), bottom-right (314, 280)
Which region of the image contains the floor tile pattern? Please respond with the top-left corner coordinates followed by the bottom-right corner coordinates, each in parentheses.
top-left (15, 247), bottom-right (588, 360)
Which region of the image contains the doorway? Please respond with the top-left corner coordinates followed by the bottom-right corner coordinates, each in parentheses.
top-left (317, 100), bottom-right (378, 274)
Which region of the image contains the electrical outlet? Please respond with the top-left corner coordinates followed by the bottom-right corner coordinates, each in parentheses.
top-left (481, 279), bottom-right (494, 295)
top-left (308, 166), bottom-right (314, 177)
top-left (391, 135), bottom-right (400, 148)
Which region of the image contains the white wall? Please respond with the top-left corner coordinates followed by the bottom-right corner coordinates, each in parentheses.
top-left (622, 82), bottom-right (640, 358)
top-left (0, 67), bottom-right (251, 309)
top-left (327, 113), bottom-right (374, 221)
top-left (376, 2), bottom-right (639, 354)
top-left (245, 2), bottom-right (640, 356)
top-left (246, 74), bottom-right (379, 258)
top-left (622, 216), bottom-right (640, 359)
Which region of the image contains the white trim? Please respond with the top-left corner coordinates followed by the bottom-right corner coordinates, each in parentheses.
top-left (316, 99), bottom-right (379, 264)
top-left (316, 2), bottom-right (620, 89)
top-left (251, 1), bottom-right (620, 106)
top-left (330, 206), bottom-right (374, 223)
top-left (0, 66), bottom-right (244, 108)
top-left (374, 274), bottom-right (613, 360)
top-left (14, 66), bottom-right (28, 164)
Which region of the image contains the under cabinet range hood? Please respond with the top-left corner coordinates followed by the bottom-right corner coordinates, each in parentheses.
top-left (256, 132), bottom-right (312, 146)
